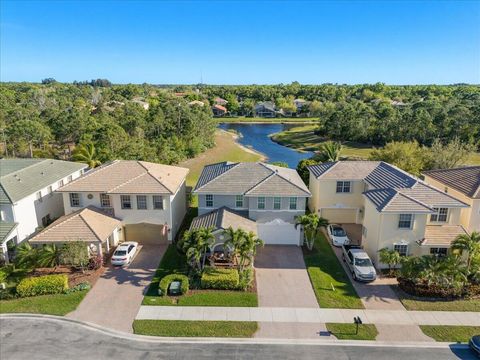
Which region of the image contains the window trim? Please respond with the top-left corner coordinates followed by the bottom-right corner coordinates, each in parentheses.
top-left (430, 247), bottom-right (448, 257)
top-left (205, 194), bottom-right (214, 208)
top-left (120, 195), bottom-right (132, 210)
top-left (152, 195), bottom-right (164, 210)
top-left (257, 196), bottom-right (266, 210)
top-left (289, 197), bottom-right (297, 210)
top-left (393, 243), bottom-right (408, 257)
top-left (69, 193), bottom-right (81, 207)
top-left (100, 193), bottom-right (111, 208)
top-left (235, 195), bottom-right (244, 208)
top-left (273, 196), bottom-right (281, 210)
top-left (136, 195), bottom-right (147, 210)
top-left (336, 181), bottom-right (351, 193)
top-left (430, 207), bottom-right (448, 223)
top-left (398, 214), bottom-right (413, 229)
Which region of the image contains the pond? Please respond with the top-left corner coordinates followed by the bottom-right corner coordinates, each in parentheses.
top-left (218, 123), bottom-right (314, 168)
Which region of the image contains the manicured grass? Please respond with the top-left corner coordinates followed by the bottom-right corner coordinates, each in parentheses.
top-left (220, 116), bottom-right (318, 124)
top-left (0, 290), bottom-right (88, 316)
top-left (392, 286), bottom-right (480, 312)
top-left (143, 245), bottom-right (258, 307)
top-left (303, 233), bottom-right (363, 309)
top-left (179, 130), bottom-right (263, 187)
top-left (420, 325), bottom-right (480, 343)
top-left (326, 323), bottom-right (378, 340)
top-left (271, 125), bottom-right (373, 158)
top-left (133, 320), bottom-right (258, 337)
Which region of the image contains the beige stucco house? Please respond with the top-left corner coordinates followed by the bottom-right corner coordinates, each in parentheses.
top-left (308, 161), bottom-right (470, 268)
top-left (423, 166), bottom-right (480, 234)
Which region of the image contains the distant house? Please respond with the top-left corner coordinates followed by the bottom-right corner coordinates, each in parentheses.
top-left (188, 100), bottom-right (205, 107)
top-left (131, 98), bottom-right (150, 110)
top-left (255, 101), bottom-right (277, 118)
top-left (294, 98), bottom-right (307, 110)
top-left (212, 104), bottom-right (227, 117)
top-left (214, 97), bottom-right (228, 106)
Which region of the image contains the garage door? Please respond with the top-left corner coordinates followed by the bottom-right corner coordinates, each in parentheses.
top-left (124, 223), bottom-right (168, 245)
top-left (321, 208), bottom-right (358, 224)
top-left (257, 219), bottom-right (302, 246)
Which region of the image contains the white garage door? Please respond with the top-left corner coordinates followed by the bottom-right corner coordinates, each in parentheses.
top-left (257, 219), bottom-right (302, 246)
top-left (321, 208), bottom-right (358, 224)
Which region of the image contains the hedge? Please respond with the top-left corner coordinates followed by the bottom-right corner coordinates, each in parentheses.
top-left (16, 274), bottom-right (69, 297)
top-left (201, 267), bottom-right (239, 290)
top-left (159, 274), bottom-right (189, 296)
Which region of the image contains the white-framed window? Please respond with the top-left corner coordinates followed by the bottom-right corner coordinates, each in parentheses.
top-left (430, 208), bottom-right (448, 222)
top-left (121, 195), bottom-right (132, 209)
top-left (153, 195), bottom-right (163, 210)
top-left (273, 197), bottom-right (281, 210)
top-left (257, 197), bottom-right (265, 210)
top-left (58, 179), bottom-right (64, 188)
top-left (235, 195), bottom-right (244, 208)
top-left (289, 197), bottom-right (297, 210)
top-left (336, 181), bottom-right (351, 193)
top-left (36, 191), bottom-right (42, 202)
top-left (47, 186), bottom-right (53, 197)
top-left (137, 195), bottom-right (147, 210)
top-left (398, 214), bottom-right (413, 229)
top-left (430, 247), bottom-right (448, 257)
top-left (205, 194), bottom-right (214, 208)
top-left (70, 193), bottom-right (80, 207)
top-left (67, 175), bottom-right (73, 182)
top-left (394, 243), bottom-right (408, 256)
top-left (100, 194), bottom-right (111, 207)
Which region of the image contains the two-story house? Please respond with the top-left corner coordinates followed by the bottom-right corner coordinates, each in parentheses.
top-left (0, 158), bottom-right (87, 262)
top-left (308, 161), bottom-right (469, 267)
top-left (191, 162), bottom-right (311, 246)
top-left (423, 166), bottom-right (480, 233)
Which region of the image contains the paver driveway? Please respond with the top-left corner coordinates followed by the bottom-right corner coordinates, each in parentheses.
top-left (68, 244), bottom-right (166, 333)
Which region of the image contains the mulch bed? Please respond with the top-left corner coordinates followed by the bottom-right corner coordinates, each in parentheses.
top-left (30, 266), bottom-right (105, 288)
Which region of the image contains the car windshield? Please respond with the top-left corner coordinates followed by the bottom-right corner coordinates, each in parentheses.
top-left (332, 228), bottom-right (346, 237)
top-left (114, 250), bottom-right (127, 256)
top-left (355, 258), bottom-right (372, 267)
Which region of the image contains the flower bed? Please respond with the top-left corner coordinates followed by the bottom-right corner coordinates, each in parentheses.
top-left (398, 277), bottom-right (480, 299)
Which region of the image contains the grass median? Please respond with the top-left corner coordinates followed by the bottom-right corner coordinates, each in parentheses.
top-left (133, 320), bottom-right (258, 337)
top-left (420, 325), bottom-right (480, 343)
top-left (303, 233), bottom-right (363, 309)
top-left (326, 323), bottom-right (378, 340)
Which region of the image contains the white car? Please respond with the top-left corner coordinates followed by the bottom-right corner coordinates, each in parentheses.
top-left (111, 242), bottom-right (138, 266)
top-left (327, 224), bottom-right (350, 247)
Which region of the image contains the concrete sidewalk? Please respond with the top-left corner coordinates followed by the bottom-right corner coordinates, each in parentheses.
top-left (136, 306), bottom-right (480, 326)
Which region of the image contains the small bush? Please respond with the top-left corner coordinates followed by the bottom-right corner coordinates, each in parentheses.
top-left (238, 268), bottom-right (253, 291)
top-left (87, 255), bottom-right (103, 270)
top-left (16, 274), bottom-right (68, 297)
top-left (159, 274), bottom-right (189, 296)
top-left (64, 282), bottom-right (91, 294)
top-left (201, 267), bottom-right (239, 290)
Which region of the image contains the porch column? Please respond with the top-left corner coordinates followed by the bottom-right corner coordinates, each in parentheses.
top-left (106, 237), bottom-right (110, 253)
top-left (1, 243), bottom-right (9, 264)
top-left (97, 241), bottom-right (103, 257)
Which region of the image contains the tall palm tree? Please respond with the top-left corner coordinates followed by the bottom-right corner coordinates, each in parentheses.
top-left (451, 231), bottom-right (480, 275)
top-left (319, 141), bottom-right (342, 162)
top-left (224, 227), bottom-right (246, 264)
top-left (72, 142), bottom-right (101, 169)
top-left (295, 213), bottom-right (328, 251)
top-left (236, 231), bottom-right (264, 271)
top-left (182, 227), bottom-right (215, 271)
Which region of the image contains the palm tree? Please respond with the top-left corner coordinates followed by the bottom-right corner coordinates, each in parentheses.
top-left (224, 227), bottom-right (246, 264)
top-left (295, 214), bottom-right (328, 251)
top-left (451, 231), bottom-right (480, 275)
top-left (182, 227), bottom-right (215, 271)
top-left (37, 244), bottom-right (63, 268)
top-left (72, 142), bottom-right (101, 169)
top-left (14, 242), bottom-right (40, 270)
top-left (236, 231), bottom-right (264, 271)
top-left (378, 248), bottom-right (401, 276)
top-left (319, 141), bottom-right (342, 162)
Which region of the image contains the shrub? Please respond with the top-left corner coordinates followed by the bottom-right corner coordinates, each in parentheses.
top-left (64, 282), bottom-right (91, 294)
top-left (159, 274), bottom-right (189, 296)
top-left (237, 268), bottom-right (253, 291)
top-left (16, 274), bottom-right (69, 297)
top-left (88, 255), bottom-right (103, 270)
top-left (201, 267), bottom-right (239, 290)
top-left (0, 269), bottom-right (8, 283)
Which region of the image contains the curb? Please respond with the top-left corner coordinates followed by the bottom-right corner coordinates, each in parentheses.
top-left (0, 313), bottom-right (469, 349)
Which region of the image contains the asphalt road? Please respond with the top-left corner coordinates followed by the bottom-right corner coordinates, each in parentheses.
top-left (0, 316), bottom-right (476, 360)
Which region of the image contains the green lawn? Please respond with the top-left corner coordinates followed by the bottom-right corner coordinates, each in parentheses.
top-left (420, 325), bottom-right (480, 343)
top-left (0, 290), bottom-right (88, 316)
top-left (392, 286), bottom-right (480, 312)
top-left (326, 323), bottom-right (378, 340)
top-left (143, 245), bottom-right (258, 307)
top-left (219, 116), bottom-right (318, 124)
top-left (133, 320), bottom-right (258, 337)
top-left (303, 233), bottom-right (363, 309)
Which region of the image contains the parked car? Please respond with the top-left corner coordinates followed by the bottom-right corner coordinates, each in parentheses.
top-left (342, 245), bottom-right (377, 282)
top-left (111, 242), bottom-right (138, 266)
top-left (470, 335), bottom-right (480, 357)
top-left (327, 224), bottom-right (350, 247)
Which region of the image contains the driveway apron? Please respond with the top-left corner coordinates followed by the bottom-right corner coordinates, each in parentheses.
top-left (67, 245), bottom-right (166, 333)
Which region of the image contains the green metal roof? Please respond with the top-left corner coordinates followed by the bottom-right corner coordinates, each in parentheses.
top-left (0, 159), bottom-right (87, 204)
top-left (0, 222), bottom-right (18, 243)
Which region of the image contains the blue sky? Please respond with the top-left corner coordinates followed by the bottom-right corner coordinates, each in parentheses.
top-left (1, 1), bottom-right (479, 84)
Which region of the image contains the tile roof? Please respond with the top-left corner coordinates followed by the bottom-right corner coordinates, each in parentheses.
top-left (194, 162), bottom-right (310, 196)
top-left (309, 161), bottom-right (380, 180)
top-left (189, 207), bottom-right (257, 235)
top-left (29, 206), bottom-right (121, 244)
top-left (365, 162), bottom-right (417, 189)
top-left (212, 104), bottom-right (227, 112)
top-left (363, 189), bottom-right (433, 213)
top-left (0, 222), bottom-right (18, 243)
top-left (421, 225), bottom-right (468, 246)
top-left (0, 159), bottom-right (87, 204)
top-left (57, 160), bottom-right (188, 195)
top-left (423, 166), bottom-right (480, 199)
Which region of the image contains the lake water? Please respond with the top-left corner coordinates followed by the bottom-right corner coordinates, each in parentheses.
top-left (218, 123), bottom-right (314, 168)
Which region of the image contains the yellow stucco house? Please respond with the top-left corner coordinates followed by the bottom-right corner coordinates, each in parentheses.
top-left (308, 161), bottom-right (470, 268)
top-left (422, 166), bottom-right (480, 234)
